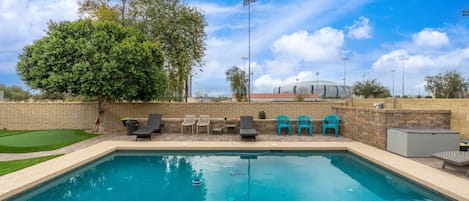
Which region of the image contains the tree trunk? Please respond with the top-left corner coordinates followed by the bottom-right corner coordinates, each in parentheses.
top-left (97, 96), bottom-right (106, 133)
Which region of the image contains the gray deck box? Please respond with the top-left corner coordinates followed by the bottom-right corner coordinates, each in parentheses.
top-left (387, 128), bottom-right (459, 157)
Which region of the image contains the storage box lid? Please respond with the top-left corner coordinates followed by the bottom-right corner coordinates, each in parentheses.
top-left (389, 128), bottom-right (459, 134)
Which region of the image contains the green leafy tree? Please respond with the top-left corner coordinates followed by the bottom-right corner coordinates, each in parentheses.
top-left (78, 0), bottom-right (120, 22)
top-left (353, 79), bottom-right (391, 98)
top-left (17, 20), bottom-right (167, 131)
top-left (424, 71), bottom-right (468, 98)
top-left (78, 0), bottom-right (207, 102)
top-left (127, 0), bottom-right (207, 101)
top-left (0, 84), bottom-right (31, 101)
top-left (225, 66), bottom-right (248, 102)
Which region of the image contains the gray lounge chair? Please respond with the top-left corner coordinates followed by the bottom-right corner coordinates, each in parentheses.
top-left (134, 114), bottom-right (163, 141)
top-left (432, 151), bottom-right (469, 176)
top-left (240, 116), bottom-right (257, 140)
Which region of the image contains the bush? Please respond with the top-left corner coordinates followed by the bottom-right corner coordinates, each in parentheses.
top-left (258, 111), bottom-right (266, 119)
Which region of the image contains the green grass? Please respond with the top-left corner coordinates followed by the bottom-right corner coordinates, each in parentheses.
top-left (0, 155), bottom-right (63, 176)
top-left (0, 130), bottom-right (98, 153)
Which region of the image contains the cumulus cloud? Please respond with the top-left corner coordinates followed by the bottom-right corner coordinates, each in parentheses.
top-left (372, 49), bottom-right (435, 72)
top-left (346, 16), bottom-right (372, 39)
top-left (271, 27), bottom-right (344, 62)
top-left (412, 28), bottom-right (449, 48)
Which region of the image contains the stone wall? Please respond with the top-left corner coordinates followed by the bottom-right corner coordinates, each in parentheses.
top-left (332, 106), bottom-right (451, 149)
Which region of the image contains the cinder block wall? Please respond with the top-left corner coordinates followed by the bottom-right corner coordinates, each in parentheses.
top-left (0, 102), bottom-right (97, 130)
top-left (349, 98), bottom-right (469, 140)
top-left (333, 106), bottom-right (451, 149)
top-left (155, 118), bottom-right (324, 135)
top-left (2, 99), bottom-right (467, 141)
top-left (104, 102), bottom-right (342, 131)
top-left (0, 102), bottom-right (342, 132)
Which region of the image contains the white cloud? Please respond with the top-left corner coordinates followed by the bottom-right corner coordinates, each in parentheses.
top-left (0, 0), bottom-right (78, 74)
top-left (253, 71), bottom-right (315, 93)
top-left (371, 47), bottom-right (469, 96)
top-left (272, 27), bottom-right (344, 62)
top-left (263, 59), bottom-right (300, 75)
top-left (346, 16), bottom-right (372, 39)
top-left (253, 75), bottom-right (283, 93)
top-left (412, 28), bottom-right (449, 48)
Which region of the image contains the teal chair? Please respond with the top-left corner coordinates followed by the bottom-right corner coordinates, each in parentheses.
top-left (297, 115), bottom-right (313, 136)
top-left (322, 114), bottom-right (340, 137)
top-left (276, 115), bottom-right (292, 135)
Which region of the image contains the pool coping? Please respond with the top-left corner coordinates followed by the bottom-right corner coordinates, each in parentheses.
top-left (0, 141), bottom-right (468, 200)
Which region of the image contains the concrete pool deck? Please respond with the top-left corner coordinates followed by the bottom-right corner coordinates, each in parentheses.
top-left (1, 134), bottom-right (469, 200)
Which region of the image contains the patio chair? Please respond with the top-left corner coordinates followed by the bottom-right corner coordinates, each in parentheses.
top-left (322, 114), bottom-right (340, 137)
top-left (181, 115), bottom-right (196, 134)
top-left (134, 114), bottom-right (163, 141)
top-left (297, 115), bottom-right (313, 136)
top-left (240, 116), bottom-right (257, 140)
top-left (432, 151), bottom-right (469, 176)
top-left (276, 115), bottom-right (292, 135)
top-left (196, 115), bottom-right (211, 134)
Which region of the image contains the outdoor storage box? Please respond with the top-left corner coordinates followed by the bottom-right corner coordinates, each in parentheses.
top-left (386, 128), bottom-right (459, 157)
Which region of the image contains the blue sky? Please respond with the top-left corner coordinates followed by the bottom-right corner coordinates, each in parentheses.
top-left (1, 0), bottom-right (469, 97)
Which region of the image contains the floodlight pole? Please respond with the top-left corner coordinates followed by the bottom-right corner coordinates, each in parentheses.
top-left (341, 57), bottom-right (349, 98)
top-left (313, 72), bottom-right (319, 96)
top-left (391, 69), bottom-right (396, 97)
top-left (401, 57), bottom-right (408, 97)
top-left (244, 0), bottom-right (256, 102)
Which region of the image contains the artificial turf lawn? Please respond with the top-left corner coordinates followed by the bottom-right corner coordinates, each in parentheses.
top-left (0, 130), bottom-right (98, 153)
top-left (0, 155), bottom-right (63, 176)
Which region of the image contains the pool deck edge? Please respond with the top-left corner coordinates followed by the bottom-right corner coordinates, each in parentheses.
top-left (0, 141), bottom-right (468, 200)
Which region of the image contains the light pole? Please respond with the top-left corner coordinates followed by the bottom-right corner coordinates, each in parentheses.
top-left (243, 0), bottom-right (256, 102)
top-left (315, 72), bottom-right (319, 93)
top-left (251, 72), bottom-right (254, 96)
top-left (296, 78), bottom-right (299, 94)
top-left (241, 57), bottom-right (248, 72)
top-left (341, 57), bottom-right (349, 98)
top-left (401, 57), bottom-right (408, 97)
top-left (391, 69), bottom-right (395, 97)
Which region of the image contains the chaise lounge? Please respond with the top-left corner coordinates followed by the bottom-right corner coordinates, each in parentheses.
top-left (134, 114), bottom-right (163, 141)
top-left (432, 151), bottom-right (469, 176)
top-left (240, 116), bottom-right (257, 140)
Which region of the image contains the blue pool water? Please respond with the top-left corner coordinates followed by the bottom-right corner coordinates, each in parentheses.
top-left (8, 151), bottom-right (451, 201)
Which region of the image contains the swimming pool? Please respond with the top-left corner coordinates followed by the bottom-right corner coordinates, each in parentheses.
top-left (7, 150), bottom-right (451, 201)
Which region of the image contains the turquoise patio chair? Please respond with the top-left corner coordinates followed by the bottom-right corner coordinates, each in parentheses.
top-left (322, 114), bottom-right (340, 137)
top-left (276, 115), bottom-right (292, 135)
top-left (297, 115), bottom-right (313, 136)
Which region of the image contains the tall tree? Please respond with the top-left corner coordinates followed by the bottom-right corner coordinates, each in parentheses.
top-left (353, 79), bottom-right (391, 98)
top-left (17, 20), bottom-right (167, 131)
top-left (127, 0), bottom-right (207, 101)
top-left (424, 71), bottom-right (468, 98)
top-left (78, 0), bottom-right (207, 102)
top-left (225, 66), bottom-right (248, 102)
